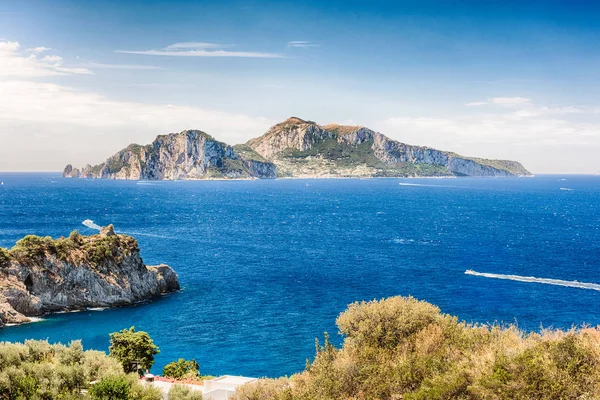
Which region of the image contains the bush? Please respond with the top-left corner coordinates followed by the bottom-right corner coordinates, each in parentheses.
top-left (235, 378), bottom-right (293, 400)
top-left (168, 384), bottom-right (203, 400)
top-left (0, 247), bottom-right (10, 269)
top-left (163, 358), bottom-right (201, 380)
top-left (89, 375), bottom-right (131, 400)
top-left (237, 296), bottom-right (600, 400)
top-left (109, 326), bottom-right (159, 373)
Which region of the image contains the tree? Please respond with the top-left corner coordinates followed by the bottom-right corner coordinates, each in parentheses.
top-left (108, 327), bottom-right (159, 374)
top-left (89, 376), bottom-right (130, 400)
top-left (163, 358), bottom-right (201, 380)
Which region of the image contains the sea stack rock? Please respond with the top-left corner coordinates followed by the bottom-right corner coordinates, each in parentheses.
top-left (62, 164), bottom-right (81, 178)
top-left (0, 228), bottom-right (180, 327)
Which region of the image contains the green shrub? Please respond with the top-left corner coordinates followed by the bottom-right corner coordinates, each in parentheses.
top-left (163, 358), bottom-right (201, 380)
top-left (89, 375), bottom-right (131, 400)
top-left (0, 247), bottom-right (10, 269)
top-left (238, 296), bottom-right (600, 400)
top-left (168, 384), bottom-right (203, 400)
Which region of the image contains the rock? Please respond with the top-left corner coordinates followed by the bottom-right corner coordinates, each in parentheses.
top-left (63, 131), bottom-right (277, 180)
top-left (246, 118), bottom-right (532, 177)
top-left (0, 229), bottom-right (180, 326)
top-left (62, 118), bottom-right (531, 180)
top-left (62, 164), bottom-right (81, 178)
top-left (100, 224), bottom-right (116, 237)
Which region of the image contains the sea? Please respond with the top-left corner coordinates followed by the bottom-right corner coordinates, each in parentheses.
top-left (0, 173), bottom-right (599, 378)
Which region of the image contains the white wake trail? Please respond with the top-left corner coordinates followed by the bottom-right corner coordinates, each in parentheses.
top-left (82, 219), bottom-right (102, 230)
top-left (465, 270), bottom-right (600, 291)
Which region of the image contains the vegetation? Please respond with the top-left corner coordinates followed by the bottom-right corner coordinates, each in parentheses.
top-left (163, 359), bottom-right (201, 380)
top-left (236, 296), bottom-right (600, 400)
top-left (167, 385), bottom-right (203, 400)
top-left (233, 144), bottom-right (269, 163)
top-left (0, 229), bottom-right (140, 270)
top-left (0, 339), bottom-right (160, 400)
top-left (109, 327), bottom-right (160, 374)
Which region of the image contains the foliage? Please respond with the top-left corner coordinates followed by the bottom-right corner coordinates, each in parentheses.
top-left (0, 339), bottom-right (123, 400)
top-left (109, 326), bottom-right (160, 373)
top-left (235, 378), bottom-right (293, 400)
top-left (236, 296), bottom-right (600, 400)
top-left (3, 230), bottom-right (139, 268)
top-left (0, 247), bottom-right (10, 269)
top-left (163, 358), bottom-right (201, 380)
top-left (89, 375), bottom-right (131, 400)
top-left (168, 384), bottom-right (204, 400)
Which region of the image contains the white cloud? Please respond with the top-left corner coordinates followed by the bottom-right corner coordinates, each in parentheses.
top-left (117, 42), bottom-right (284, 58)
top-left (78, 62), bottom-right (163, 70)
top-left (27, 46), bottom-right (51, 53)
top-left (166, 42), bottom-right (227, 50)
top-left (377, 99), bottom-right (600, 173)
top-left (0, 41), bottom-right (92, 77)
top-left (0, 80), bottom-right (273, 170)
top-left (287, 41), bottom-right (320, 48)
top-left (465, 101), bottom-right (487, 107)
top-left (489, 97), bottom-right (531, 106)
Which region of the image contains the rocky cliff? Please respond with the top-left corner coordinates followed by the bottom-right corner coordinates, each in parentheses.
top-left (246, 118), bottom-right (531, 177)
top-left (64, 130), bottom-right (277, 180)
top-left (0, 226), bottom-right (179, 327)
top-left (64, 118), bottom-right (530, 180)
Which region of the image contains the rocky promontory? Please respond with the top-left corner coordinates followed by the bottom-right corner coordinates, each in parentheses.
top-left (64, 117), bottom-right (531, 179)
top-left (0, 226), bottom-right (179, 327)
top-left (64, 130), bottom-right (276, 180)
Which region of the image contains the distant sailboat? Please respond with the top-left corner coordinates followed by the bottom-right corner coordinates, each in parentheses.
top-left (0, 181), bottom-right (3, 185)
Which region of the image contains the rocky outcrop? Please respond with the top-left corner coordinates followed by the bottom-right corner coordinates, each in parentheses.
top-left (62, 164), bottom-right (81, 178)
top-left (63, 118), bottom-right (530, 180)
top-left (246, 118), bottom-right (531, 177)
top-left (0, 226), bottom-right (179, 327)
top-left (65, 130), bottom-right (277, 180)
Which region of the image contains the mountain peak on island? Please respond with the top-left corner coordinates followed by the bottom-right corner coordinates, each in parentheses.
top-left (63, 117), bottom-right (532, 180)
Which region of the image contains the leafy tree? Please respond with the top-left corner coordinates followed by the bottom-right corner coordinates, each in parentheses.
top-left (163, 358), bottom-right (201, 380)
top-left (109, 327), bottom-right (159, 373)
top-left (89, 376), bottom-right (130, 400)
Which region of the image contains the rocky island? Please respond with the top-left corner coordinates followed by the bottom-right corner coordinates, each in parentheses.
top-left (64, 117), bottom-right (531, 179)
top-left (0, 225), bottom-right (179, 327)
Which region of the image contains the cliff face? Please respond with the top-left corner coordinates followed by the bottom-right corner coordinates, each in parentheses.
top-left (246, 118), bottom-right (531, 177)
top-left (64, 130), bottom-right (277, 180)
top-left (64, 118), bottom-right (531, 180)
top-left (0, 226), bottom-right (179, 327)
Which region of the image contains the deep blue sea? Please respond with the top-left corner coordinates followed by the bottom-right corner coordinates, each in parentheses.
top-left (0, 173), bottom-right (599, 377)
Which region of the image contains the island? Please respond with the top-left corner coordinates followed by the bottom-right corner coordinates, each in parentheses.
top-left (63, 117), bottom-right (531, 180)
top-left (0, 225), bottom-right (179, 327)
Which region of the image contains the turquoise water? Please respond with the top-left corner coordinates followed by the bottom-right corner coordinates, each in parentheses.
top-left (0, 174), bottom-right (599, 377)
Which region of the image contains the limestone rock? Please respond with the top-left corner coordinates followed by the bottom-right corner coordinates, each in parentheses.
top-left (0, 229), bottom-right (180, 326)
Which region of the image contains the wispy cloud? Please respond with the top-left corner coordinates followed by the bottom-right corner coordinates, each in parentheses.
top-left (27, 46), bottom-right (51, 53)
top-left (287, 41), bottom-right (320, 48)
top-left (466, 97), bottom-right (531, 107)
top-left (117, 42), bottom-right (284, 58)
top-left (77, 62), bottom-right (163, 70)
top-left (0, 80), bottom-right (273, 170)
top-left (165, 42), bottom-right (227, 50)
top-left (465, 101), bottom-right (487, 107)
top-left (490, 97), bottom-right (531, 106)
top-left (0, 41), bottom-right (92, 77)
top-left (380, 98), bottom-right (600, 149)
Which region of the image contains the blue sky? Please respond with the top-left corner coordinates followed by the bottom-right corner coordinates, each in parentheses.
top-left (0, 0), bottom-right (599, 173)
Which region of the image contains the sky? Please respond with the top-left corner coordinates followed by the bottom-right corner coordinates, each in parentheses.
top-left (0, 0), bottom-right (599, 173)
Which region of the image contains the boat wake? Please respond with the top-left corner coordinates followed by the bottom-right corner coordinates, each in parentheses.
top-left (398, 182), bottom-right (457, 188)
top-left (82, 220), bottom-right (176, 239)
top-left (465, 270), bottom-right (600, 291)
top-left (82, 219), bottom-right (102, 230)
